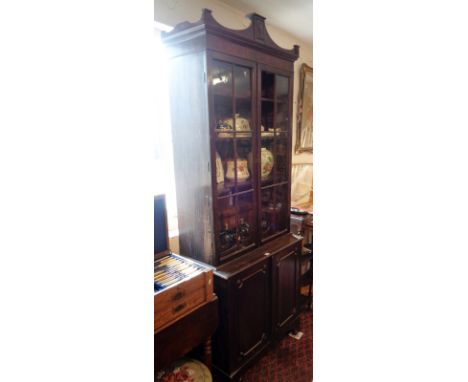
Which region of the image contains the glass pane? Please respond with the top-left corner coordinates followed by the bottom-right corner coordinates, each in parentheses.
top-left (259, 141), bottom-right (275, 186)
top-left (234, 66), bottom-right (251, 99)
top-left (217, 192), bottom-right (255, 256)
top-left (212, 61), bottom-right (234, 135)
top-left (237, 191), bottom-right (255, 248)
top-left (261, 71), bottom-right (275, 137)
top-left (234, 66), bottom-right (252, 136)
top-left (261, 100), bottom-right (274, 135)
top-left (260, 185), bottom-right (288, 240)
top-left (235, 137), bottom-right (253, 190)
top-left (217, 196), bottom-right (237, 255)
top-left (273, 136), bottom-right (288, 183)
top-left (215, 138), bottom-right (253, 196)
top-left (276, 75), bottom-right (289, 102)
top-left (261, 71), bottom-right (275, 99)
top-left (274, 184), bottom-right (289, 232)
top-left (275, 101), bottom-right (289, 135)
top-left (260, 188), bottom-right (274, 239)
top-left (276, 75), bottom-right (289, 135)
top-left (215, 138), bottom-right (233, 196)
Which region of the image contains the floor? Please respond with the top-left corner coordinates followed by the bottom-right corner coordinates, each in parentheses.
top-left (241, 310), bottom-right (313, 382)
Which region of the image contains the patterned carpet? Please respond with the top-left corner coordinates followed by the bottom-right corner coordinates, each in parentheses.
top-left (241, 311), bottom-right (313, 382)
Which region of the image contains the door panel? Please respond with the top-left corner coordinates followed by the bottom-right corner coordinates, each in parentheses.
top-left (233, 260), bottom-right (270, 366)
top-left (274, 246), bottom-right (298, 333)
top-left (258, 66), bottom-right (293, 242)
top-left (209, 53), bottom-right (260, 262)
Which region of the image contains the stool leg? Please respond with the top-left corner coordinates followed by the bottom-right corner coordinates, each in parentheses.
top-left (203, 338), bottom-right (212, 369)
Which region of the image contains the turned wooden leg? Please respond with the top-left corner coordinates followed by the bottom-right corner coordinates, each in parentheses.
top-left (203, 338), bottom-right (212, 368)
top-left (308, 281), bottom-right (313, 310)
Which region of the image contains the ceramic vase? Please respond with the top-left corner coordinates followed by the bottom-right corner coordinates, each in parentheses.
top-left (222, 113), bottom-right (250, 131)
top-left (215, 151), bottom-right (224, 183)
top-left (225, 158), bottom-right (250, 181)
top-left (260, 147), bottom-right (274, 179)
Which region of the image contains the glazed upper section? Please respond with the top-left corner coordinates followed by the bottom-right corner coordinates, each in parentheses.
top-left (161, 9), bottom-right (300, 62)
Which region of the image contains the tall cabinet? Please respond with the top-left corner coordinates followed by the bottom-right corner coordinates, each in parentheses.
top-left (162, 9), bottom-right (302, 381)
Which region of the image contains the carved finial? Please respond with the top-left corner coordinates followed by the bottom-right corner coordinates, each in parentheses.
top-left (248, 12), bottom-right (266, 22)
top-left (202, 8), bottom-right (212, 18)
top-left (293, 45), bottom-right (300, 57)
top-left (201, 8), bottom-right (212, 24)
top-left (247, 13), bottom-right (267, 42)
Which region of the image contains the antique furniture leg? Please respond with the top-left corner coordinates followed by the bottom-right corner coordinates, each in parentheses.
top-left (308, 253), bottom-right (313, 310)
top-left (203, 338), bottom-right (212, 368)
top-left (308, 279), bottom-right (313, 310)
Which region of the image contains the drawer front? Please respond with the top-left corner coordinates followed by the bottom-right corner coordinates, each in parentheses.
top-left (154, 273), bottom-right (206, 333)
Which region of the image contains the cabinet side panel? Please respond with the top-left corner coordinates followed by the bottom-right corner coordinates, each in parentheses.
top-left (212, 276), bottom-right (231, 372)
top-left (168, 52), bottom-right (215, 264)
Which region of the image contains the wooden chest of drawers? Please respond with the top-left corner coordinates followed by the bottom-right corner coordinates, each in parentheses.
top-left (154, 253), bottom-right (215, 334)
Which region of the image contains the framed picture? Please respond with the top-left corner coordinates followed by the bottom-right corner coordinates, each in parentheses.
top-left (295, 63), bottom-right (313, 153)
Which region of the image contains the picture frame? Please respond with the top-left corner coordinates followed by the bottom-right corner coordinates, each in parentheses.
top-left (295, 63), bottom-right (313, 153)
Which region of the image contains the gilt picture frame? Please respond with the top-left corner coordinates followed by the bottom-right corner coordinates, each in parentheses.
top-left (295, 63), bottom-right (313, 153)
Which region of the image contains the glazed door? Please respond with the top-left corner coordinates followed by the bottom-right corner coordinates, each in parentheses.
top-left (232, 259), bottom-right (270, 368)
top-left (209, 54), bottom-right (259, 263)
top-left (273, 245), bottom-right (299, 335)
top-left (258, 67), bottom-right (293, 242)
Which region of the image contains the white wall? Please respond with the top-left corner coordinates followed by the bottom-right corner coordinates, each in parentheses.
top-left (155, 0), bottom-right (313, 207)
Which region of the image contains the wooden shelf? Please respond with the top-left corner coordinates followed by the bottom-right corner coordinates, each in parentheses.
top-left (217, 180), bottom-right (254, 197)
top-left (261, 179), bottom-right (289, 189)
top-left (260, 229), bottom-right (288, 243)
top-left (213, 91), bottom-right (251, 100)
top-left (217, 201), bottom-right (254, 215)
top-left (215, 131), bottom-right (252, 139)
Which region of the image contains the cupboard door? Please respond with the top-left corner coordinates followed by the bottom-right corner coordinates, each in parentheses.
top-left (210, 55), bottom-right (259, 263)
top-left (233, 260), bottom-right (270, 366)
top-left (273, 245), bottom-right (299, 334)
top-left (259, 69), bottom-right (292, 242)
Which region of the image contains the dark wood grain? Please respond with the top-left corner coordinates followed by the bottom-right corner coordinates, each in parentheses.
top-left (272, 244), bottom-right (300, 338)
top-left (154, 298), bottom-right (218, 371)
top-left (212, 234), bottom-right (302, 380)
top-left (168, 50), bottom-right (216, 265)
top-left (162, 9), bottom-right (299, 62)
top-left (203, 339), bottom-right (212, 369)
top-left (233, 259), bottom-right (270, 369)
top-left (163, 9), bottom-right (298, 266)
top-left (215, 233), bottom-right (301, 279)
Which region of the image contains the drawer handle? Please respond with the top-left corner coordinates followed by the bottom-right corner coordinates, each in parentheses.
top-left (236, 279), bottom-right (243, 289)
top-left (173, 303), bottom-right (186, 313)
top-left (172, 291), bottom-right (185, 301)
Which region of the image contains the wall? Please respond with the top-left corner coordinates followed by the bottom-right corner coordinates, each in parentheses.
top-left (154, 0), bottom-right (313, 208)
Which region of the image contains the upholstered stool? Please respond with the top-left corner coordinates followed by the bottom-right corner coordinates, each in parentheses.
top-left (155, 358), bottom-right (212, 382)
